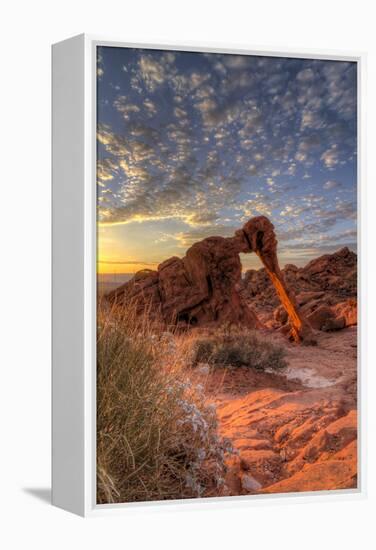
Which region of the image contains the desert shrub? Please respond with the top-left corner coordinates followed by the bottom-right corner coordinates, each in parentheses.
top-left (191, 338), bottom-right (215, 364)
top-left (97, 301), bottom-right (231, 504)
top-left (192, 329), bottom-right (287, 371)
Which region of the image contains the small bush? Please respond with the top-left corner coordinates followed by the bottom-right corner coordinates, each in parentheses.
top-left (192, 329), bottom-right (288, 370)
top-left (97, 300), bottom-right (231, 504)
top-left (192, 338), bottom-right (215, 364)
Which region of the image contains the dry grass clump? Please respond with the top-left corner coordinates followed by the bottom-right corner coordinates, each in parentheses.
top-left (192, 325), bottom-right (288, 371)
top-left (97, 300), bottom-right (231, 504)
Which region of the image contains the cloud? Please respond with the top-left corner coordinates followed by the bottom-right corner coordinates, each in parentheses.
top-left (296, 68), bottom-right (315, 82)
top-left (195, 97), bottom-right (242, 128)
top-left (190, 72), bottom-right (210, 90)
top-left (295, 150), bottom-right (307, 162)
top-left (96, 48), bottom-right (357, 264)
top-left (143, 98), bottom-right (157, 115)
top-left (301, 109), bottom-right (326, 130)
top-left (138, 56), bottom-right (166, 91)
top-left (174, 106), bottom-right (188, 119)
top-left (221, 55), bottom-right (250, 69)
top-left (97, 121), bottom-right (238, 226)
top-left (97, 49), bottom-right (104, 79)
top-left (321, 146), bottom-right (339, 169)
top-left (97, 158), bottom-right (118, 183)
top-left (236, 192), bottom-right (279, 220)
top-left (98, 124), bottom-right (155, 163)
top-left (323, 180), bottom-right (341, 190)
top-left (119, 159), bottom-right (151, 183)
top-left (113, 96), bottom-right (140, 120)
top-left (97, 124), bottom-right (129, 156)
top-left (173, 225), bottom-right (237, 248)
top-left (322, 61), bottom-right (356, 120)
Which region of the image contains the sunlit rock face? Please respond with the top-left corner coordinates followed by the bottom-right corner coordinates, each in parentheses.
top-left (106, 215), bottom-right (313, 342)
top-left (243, 244), bottom-right (357, 335)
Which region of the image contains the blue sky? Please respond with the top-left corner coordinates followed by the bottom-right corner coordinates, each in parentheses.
top-left (96, 47), bottom-right (357, 274)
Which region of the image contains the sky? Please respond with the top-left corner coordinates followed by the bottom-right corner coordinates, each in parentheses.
top-left (96, 47), bottom-right (357, 276)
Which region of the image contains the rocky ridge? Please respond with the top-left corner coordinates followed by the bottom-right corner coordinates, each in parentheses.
top-left (243, 246), bottom-right (357, 332)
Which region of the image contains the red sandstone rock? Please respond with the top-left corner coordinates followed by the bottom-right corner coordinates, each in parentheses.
top-left (245, 246), bottom-right (357, 333)
top-left (274, 304), bottom-right (288, 325)
top-left (107, 216), bottom-right (314, 342)
top-left (108, 268), bottom-right (161, 318)
top-left (245, 247), bottom-right (356, 302)
top-left (306, 305), bottom-right (337, 330)
top-left (333, 298), bottom-right (357, 327)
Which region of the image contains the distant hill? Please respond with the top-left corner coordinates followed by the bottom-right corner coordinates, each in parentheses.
top-left (97, 273), bottom-right (134, 296)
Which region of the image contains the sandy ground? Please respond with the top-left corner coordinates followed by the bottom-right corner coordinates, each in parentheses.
top-left (199, 327), bottom-right (358, 495)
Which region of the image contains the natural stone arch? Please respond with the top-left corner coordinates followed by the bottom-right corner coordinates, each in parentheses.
top-left (107, 215), bottom-right (314, 343)
top-left (232, 216), bottom-right (314, 343)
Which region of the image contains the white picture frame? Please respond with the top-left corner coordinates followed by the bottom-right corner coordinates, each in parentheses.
top-left (52, 34), bottom-right (366, 517)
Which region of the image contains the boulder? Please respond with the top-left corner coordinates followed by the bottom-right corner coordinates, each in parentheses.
top-left (273, 304), bottom-right (288, 325)
top-left (296, 291), bottom-right (325, 307)
top-left (322, 317), bottom-right (346, 332)
top-left (307, 305), bottom-right (335, 330)
top-left (304, 298), bottom-right (357, 332)
top-left (333, 299), bottom-right (357, 327)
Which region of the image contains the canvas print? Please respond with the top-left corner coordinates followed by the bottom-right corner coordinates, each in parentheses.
top-left (96, 46), bottom-right (357, 504)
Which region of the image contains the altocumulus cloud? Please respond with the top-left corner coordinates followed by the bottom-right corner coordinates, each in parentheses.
top-left (96, 47), bottom-right (357, 261)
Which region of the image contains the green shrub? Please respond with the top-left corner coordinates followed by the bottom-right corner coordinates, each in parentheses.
top-left (192, 330), bottom-right (287, 371)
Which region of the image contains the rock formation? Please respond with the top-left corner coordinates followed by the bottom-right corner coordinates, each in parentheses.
top-left (107, 215), bottom-right (314, 343)
top-left (244, 246), bottom-right (356, 306)
top-left (218, 388), bottom-right (357, 495)
top-left (208, 326), bottom-right (358, 495)
top-left (243, 246), bottom-right (357, 332)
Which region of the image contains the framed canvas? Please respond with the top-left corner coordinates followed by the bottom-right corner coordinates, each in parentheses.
top-left (52, 34), bottom-right (366, 516)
